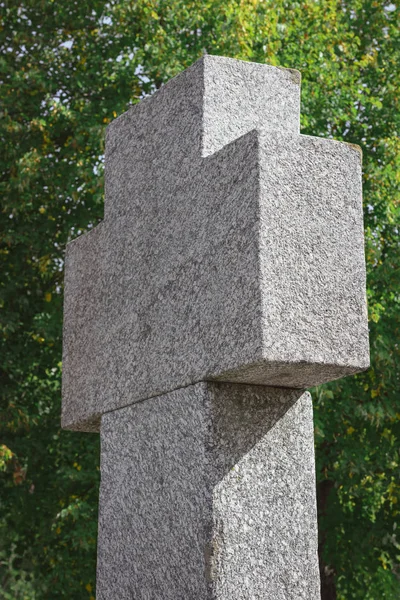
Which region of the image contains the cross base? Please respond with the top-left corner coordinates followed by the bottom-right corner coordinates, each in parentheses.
top-left (96, 382), bottom-right (320, 599)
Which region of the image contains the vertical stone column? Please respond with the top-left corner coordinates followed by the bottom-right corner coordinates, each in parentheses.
top-left (62, 56), bottom-right (369, 598)
top-left (97, 384), bottom-right (319, 599)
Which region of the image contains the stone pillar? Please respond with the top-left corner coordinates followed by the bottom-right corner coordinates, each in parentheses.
top-left (97, 384), bottom-right (319, 599)
top-left (62, 56), bottom-right (369, 599)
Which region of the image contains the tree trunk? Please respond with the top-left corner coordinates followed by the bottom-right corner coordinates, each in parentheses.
top-left (318, 479), bottom-right (337, 600)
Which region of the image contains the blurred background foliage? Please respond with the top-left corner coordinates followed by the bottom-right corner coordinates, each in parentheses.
top-left (0, 0), bottom-right (399, 598)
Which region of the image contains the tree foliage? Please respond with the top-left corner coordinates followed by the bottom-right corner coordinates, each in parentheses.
top-left (0, 1), bottom-right (399, 598)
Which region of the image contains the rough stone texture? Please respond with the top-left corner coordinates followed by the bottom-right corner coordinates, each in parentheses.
top-left (97, 382), bottom-right (320, 599)
top-left (62, 55), bottom-right (369, 432)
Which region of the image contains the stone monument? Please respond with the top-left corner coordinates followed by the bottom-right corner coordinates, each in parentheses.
top-left (62, 56), bottom-right (369, 599)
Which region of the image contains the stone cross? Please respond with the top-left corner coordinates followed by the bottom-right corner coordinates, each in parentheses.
top-left (62, 56), bottom-right (369, 599)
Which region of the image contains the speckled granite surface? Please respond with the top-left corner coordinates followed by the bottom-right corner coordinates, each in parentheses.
top-left (96, 382), bottom-right (320, 599)
top-left (62, 55), bottom-right (369, 432)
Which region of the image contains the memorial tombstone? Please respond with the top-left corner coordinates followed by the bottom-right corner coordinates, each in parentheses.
top-left (62, 55), bottom-right (369, 599)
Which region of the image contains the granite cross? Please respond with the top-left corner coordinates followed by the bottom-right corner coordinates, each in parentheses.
top-left (62, 56), bottom-right (369, 599)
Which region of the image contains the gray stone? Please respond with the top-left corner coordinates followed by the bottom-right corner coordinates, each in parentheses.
top-left (62, 55), bottom-right (369, 432)
top-left (96, 382), bottom-right (320, 599)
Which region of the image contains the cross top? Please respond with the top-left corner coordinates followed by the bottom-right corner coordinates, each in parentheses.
top-left (62, 55), bottom-right (369, 432)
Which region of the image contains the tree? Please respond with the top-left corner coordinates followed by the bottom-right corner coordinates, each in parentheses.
top-left (1, 1), bottom-right (399, 598)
